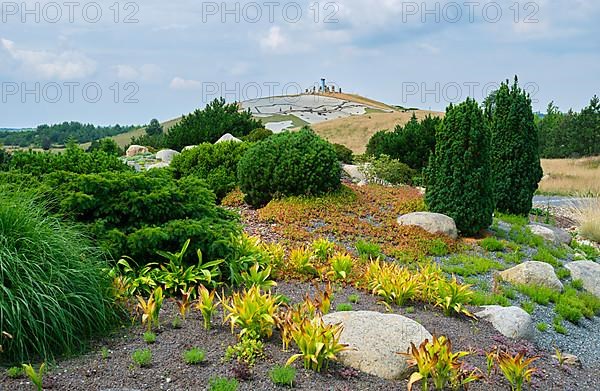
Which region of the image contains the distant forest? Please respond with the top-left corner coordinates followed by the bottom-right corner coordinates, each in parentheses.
top-left (0, 122), bottom-right (139, 148)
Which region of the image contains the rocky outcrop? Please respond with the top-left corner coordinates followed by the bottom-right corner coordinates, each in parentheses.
top-left (342, 164), bottom-right (367, 185)
top-left (156, 149), bottom-right (180, 163)
top-left (475, 306), bottom-right (533, 339)
top-left (397, 212), bottom-right (458, 239)
top-left (322, 311), bottom-right (432, 380)
top-left (215, 133), bottom-right (242, 143)
top-left (126, 145), bottom-right (148, 157)
top-left (498, 261), bottom-right (563, 291)
top-left (527, 224), bottom-right (572, 245)
top-left (565, 261), bottom-right (600, 298)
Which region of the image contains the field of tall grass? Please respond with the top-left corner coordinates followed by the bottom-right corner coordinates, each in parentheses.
top-left (539, 157), bottom-right (600, 196)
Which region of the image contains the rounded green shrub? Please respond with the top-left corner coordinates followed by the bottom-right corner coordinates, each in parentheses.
top-left (244, 128), bottom-right (273, 142)
top-left (0, 188), bottom-right (119, 364)
top-left (332, 143), bottom-right (354, 164)
top-left (171, 141), bottom-right (250, 200)
top-left (237, 128), bottom-right (341, 207)
top-left (425, 98), bottom-right (494, 236)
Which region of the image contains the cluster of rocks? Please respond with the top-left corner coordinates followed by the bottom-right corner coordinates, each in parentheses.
top-left (122, 133), bottom-right (242, 171)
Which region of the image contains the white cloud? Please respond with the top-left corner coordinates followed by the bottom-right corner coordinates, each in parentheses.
top-left (169, 76), bottom-right (202, 90)
top-left (260, 26), bottom-right (287, 51)
top-left (1, 38), bottom-right (96, 79)
top-left (115, 64), bottom-right (163, 81)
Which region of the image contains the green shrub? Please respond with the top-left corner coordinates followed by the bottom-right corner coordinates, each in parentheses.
top-left (171, 141), bottom-right (250, 200)
top-left (244, 128), bottom-right (273, 142)
top-left (425, 238), bottom-right (449, 256)
top-left (536, 322), bottom-right (548, 332)
top-left (132, 348), bottom-right (152, 367)
top-left (362, 155), bottom-right (416, 185)
top-left (347, 294), bottom-right (360, 304)
top-left (336, 303), bottom-right (353, 311)
top-left (43, 170), bottom-right (240, 265)
top-left (425, 98), bottom-right (494, 236)
top-left (532, 247), bottom-right (559, 267)
top-left (521, 301), bottom-right (535, 314)
top-left (515, 284), bottom-right (559, 306)
top-left (355, 240), bottom-right (381, 260)
top-left (209, 377), bottom-right (239, 391)
top-left (470, 291), bottom-right (510, 307)
top-left (6, 142), bottom-right (129, 175)
top-left (165, 98), bottom-right (264, 150)
top-left (183, 347), bottom-right (206, 365)
top-left (366, 114), bottom-right (440, 171)
top-left (143, 332), bottom-right (156, 344)
top-left (485, 77), bottom-right (543, 215)
top-left (237, 128), bottom-right (341, 207)
top-left (6, 366), bottom-right (23, 378)
top-left (332, 143), bottom-right (354, 164)
top-left (442, 255), bottom-right (503, 276)
top-left (0, 189), bottom-right (119, 365)
top-left (269, 365), bottom-right (296, 387)
top-left (480, 237), bottom-right (505, 252)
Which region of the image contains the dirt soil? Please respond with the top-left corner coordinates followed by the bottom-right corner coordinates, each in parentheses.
top-left (1, 281), bottom-right (597, 391)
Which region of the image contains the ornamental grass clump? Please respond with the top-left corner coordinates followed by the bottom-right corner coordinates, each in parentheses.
top-left (0, 188), bottom-right (119, 364)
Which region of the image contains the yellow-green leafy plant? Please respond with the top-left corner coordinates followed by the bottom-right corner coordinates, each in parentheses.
top-left (240, 263), bottom-right (277, 290)
top-left (261, 242), bottom-right (285, 270)
top-left (311, 238), bottom-right (336, 261)
top-left (364, 260), bottom-right (418, 306)
top-left (176, 287), bottom-right (194, 320)
top-left (414, 263), bottom-right (444, 303)
top-left (222, 286), bottom-right (279, 339)
top-left (22, 363), bottom-right (45, 391)
top-left (224, 331), bottom-right (265, 366)
top-left (155, 239), bottom-right (223, 295)
top-left (434, 277), bottom-right (475, 318)
top-left (401, 336), bottom-right (481, 391)
top-left (496, 350), bottom-right (539, 391)
top-left (328, 252), bottom-right (354, 281)
top-left (195, 285), bottom-right (218, 330)
top-left (290, 247), bottom-right (319, 277)
top-left (286, 317), bottom-right (349, 372)
top-left (136, 286), bottom-right (164, 331)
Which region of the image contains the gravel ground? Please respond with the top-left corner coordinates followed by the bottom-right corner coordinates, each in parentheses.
top-left (2, 282), bottom-right (598, 391)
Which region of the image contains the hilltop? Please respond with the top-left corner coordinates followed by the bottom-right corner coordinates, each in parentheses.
top-left (110, 93), bottom-right (442, 153)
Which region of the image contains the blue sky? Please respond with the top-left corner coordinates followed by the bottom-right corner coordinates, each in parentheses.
top-left (0, 0), bottom-right (599, 127)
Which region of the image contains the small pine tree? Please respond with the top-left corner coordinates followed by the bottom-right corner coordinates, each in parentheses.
top-left (486, 77), bottom-right (543, 215)
top-left (426, 98), bottom-right (494, 236)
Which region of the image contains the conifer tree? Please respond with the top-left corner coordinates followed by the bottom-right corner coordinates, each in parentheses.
top-left (426, 98), bottom-right (494, 236)
top-left (485, 77), bottom-right (543, 215)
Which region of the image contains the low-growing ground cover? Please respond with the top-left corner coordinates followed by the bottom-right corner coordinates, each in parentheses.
top-left (254, 184), bottom-right (455, 260)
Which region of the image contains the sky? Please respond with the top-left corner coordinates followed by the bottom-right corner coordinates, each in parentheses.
top-left (0, 0), bottom-right (599, 127)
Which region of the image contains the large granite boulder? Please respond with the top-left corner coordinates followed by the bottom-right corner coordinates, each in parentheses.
top-left (215, 133), bottom-right (242, 143)
top-left (498, 261), bottom-right (563, 291)
top-left (322, 311), bottom-right (432, 380)
top-left (342, 164), bottom-right (367, 185)
top-left (126, 145), bottom-right (148, 157)
top-left (527, 224), bottom-right (572, 245)
top-left (156, 149), bottom-right (180, 163)
top-left (565, 261), bottom-right (600, 298)
top-left (475, 306), bottom-right (533, 339)
top-left (397, 212), bottom-right (458, 239)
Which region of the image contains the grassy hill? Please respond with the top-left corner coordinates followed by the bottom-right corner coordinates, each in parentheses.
top-left (312, 108), bottom-right (442, 154)
top-left (110, 94), bottom-right (442, 153)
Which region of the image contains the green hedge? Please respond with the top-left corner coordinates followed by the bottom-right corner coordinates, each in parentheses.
top-left (43, 170), bottom-right (241, 264)
top-left (237, 128), bottom-right (341, 207)
top-left (171, 141), bottom-right (250, 200)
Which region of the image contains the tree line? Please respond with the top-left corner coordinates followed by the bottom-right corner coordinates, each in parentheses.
top-left (0, 122), bottom-right (139, 149)
top-left (537, 96), bottom-right (600, 158)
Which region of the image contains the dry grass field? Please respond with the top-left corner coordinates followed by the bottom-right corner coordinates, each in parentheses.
top-left (539, 157), bottom-right (600, 196)
top-left (312, 109), bottom-right (443, 153)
